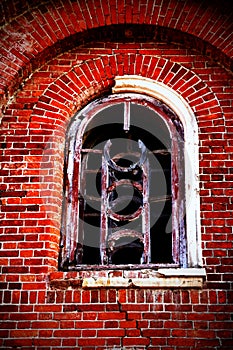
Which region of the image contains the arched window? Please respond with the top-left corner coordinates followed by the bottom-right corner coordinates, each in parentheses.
top-left (60, 92), bottom-right (189, 270)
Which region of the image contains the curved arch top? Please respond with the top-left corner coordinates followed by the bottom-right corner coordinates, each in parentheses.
top-left (113, 75), bottom-right (198, 142)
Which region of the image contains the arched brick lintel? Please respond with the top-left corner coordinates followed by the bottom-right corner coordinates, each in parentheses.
top-left (32, 54), bottom-right (223, 131)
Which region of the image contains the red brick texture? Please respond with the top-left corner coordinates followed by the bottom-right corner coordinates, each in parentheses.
top-left (0, 0), bottom-right (233, 349)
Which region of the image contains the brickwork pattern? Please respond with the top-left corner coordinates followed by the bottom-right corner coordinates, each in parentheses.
top-left (0, 0), bottom-right (233, 349)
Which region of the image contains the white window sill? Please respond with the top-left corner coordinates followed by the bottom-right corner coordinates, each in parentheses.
top-left (82, 268), bottom-right (206, 288)
top-left (50, 268), bottom-right (206, 289)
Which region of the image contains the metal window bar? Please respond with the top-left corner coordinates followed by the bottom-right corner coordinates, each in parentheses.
top-left (100, 139), bottom-right (150, 265)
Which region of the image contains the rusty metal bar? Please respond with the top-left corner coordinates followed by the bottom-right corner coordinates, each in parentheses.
top-left (107, 179), bottom-right (143, 193)
top-left (104, 139), bottom-right (147, 172)
top-left (108, 229), bottom-right (144, 251)
top-left (108, 206), bottom-right (143, 222)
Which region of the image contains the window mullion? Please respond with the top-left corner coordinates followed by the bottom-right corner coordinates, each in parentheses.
top-left (123, 101), bottom-right (130, 131)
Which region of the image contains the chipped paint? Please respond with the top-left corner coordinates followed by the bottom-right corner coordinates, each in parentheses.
top-left (82, 276), bottom-right (204, 288)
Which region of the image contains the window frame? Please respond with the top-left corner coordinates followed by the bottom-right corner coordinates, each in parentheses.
top-left (59, 76), bottom-right (205, 287)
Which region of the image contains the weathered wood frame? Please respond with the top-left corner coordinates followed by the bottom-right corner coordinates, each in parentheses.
top-left (60, 90), bottom-right (191, 270)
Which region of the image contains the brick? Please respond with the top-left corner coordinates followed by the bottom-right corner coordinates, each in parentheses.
top-left (4, 339), bottom-right (33, 347)
top-left (31, 321), bottom-right (59, 329)
top-left (98, 312), bottom-right (125, 320)
top-left (146, 327), bottom-right (171, 337)
top-left (10, 330), bottom-right (38, 338)
top-left (97, 329), bottom-right (125, 337)
top-left (78, 338), bottom-right (105, 346)
top-left (82, 329), bottom-right (96, 337)
top-left (151, 337), bottom-right (167, 346)
top-left (119, 320), bottom-right (136, 328)
top-left (105, 320), bottom-right (118, 328)
top-left (168, 337), bottom-right (195, 346)
top-left (62, 338), bottom-right (77, 346)
top-left (123, 337), bottom-right (150, 346)
top-left (34, 338), bottom-right (61, 347)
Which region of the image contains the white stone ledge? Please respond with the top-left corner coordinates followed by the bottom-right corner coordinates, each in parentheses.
top-left (82, 268), bottom-right (206, 289)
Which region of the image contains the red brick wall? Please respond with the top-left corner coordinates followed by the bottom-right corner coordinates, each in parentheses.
top-left (0, 0), bottom-right (233, 349)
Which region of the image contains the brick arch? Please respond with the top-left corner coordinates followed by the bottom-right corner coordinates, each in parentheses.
top-left (0, 0), bottom-right (232, 111)
top-left (32, 53), bottom-right (223, 129)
